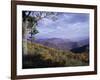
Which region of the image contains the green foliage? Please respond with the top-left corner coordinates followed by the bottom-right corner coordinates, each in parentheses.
top-left (22, 16), bottom-right (39, 36)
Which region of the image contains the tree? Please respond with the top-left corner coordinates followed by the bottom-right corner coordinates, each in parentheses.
top-left (22, 11), bottom-right (60, 40)
top-left (22, 11), bottom-right (60, 55)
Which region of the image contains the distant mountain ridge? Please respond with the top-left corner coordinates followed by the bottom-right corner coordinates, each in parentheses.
top-left (33, 38), bottom-right (89, 51)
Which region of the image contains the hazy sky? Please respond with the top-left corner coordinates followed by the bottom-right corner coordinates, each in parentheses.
top-left (34, 12), bottom-right (89, 41)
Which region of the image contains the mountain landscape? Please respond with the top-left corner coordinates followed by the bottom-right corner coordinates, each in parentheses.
top-left (23, 38), bottom-right (89, 69)
top-left (22, 11), bottom-right (90, 69)
top-left (33, 38), bottom-right (89, 53)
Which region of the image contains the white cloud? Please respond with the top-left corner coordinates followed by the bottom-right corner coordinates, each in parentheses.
top-left (36, 13), bottom-right (89, 40)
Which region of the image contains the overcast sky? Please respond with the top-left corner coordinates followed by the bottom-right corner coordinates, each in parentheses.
top-left (34, 12), bottom-right (89, 41)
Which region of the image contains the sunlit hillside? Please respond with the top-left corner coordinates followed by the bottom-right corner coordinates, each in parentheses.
top-left (22, 41), bottom-right (89, 69)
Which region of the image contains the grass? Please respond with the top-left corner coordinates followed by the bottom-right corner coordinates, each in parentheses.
top-left (22, 41), bottom-right (89, 69)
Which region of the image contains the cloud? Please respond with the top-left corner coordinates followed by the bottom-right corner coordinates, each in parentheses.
top-left (35, 12), bottom-right (89, 40)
